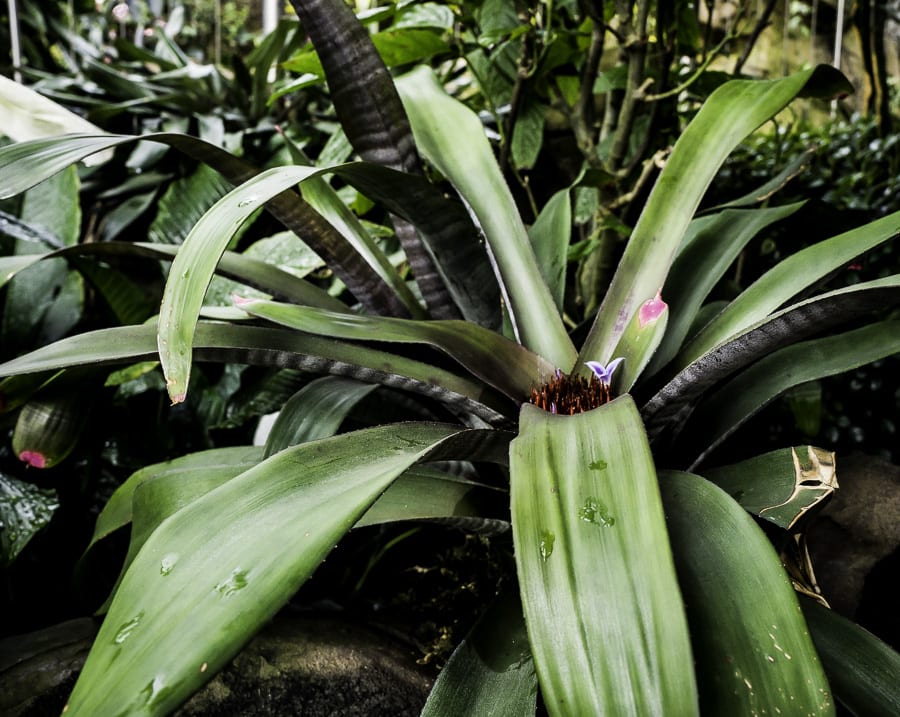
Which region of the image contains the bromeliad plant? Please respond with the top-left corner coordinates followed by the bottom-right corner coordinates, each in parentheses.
top-left (2, 1), bottom-right (900, 714)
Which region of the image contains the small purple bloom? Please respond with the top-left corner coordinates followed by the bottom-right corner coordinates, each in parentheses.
top-left (585, 358), bottom-right (625, 386)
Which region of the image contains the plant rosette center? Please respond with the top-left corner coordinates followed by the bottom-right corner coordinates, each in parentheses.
top-left (530, 359), bottom-right (624, 415)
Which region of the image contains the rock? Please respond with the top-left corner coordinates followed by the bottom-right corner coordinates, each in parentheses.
top-left (0, 613), bottom-right (434, 716)
top-left (808, 452), bottom-right (900, 648)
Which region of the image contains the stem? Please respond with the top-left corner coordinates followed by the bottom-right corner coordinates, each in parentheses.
top-left (734, 0), bottom-right (778, 75)
top-left (607, 0), bottom-right (650, 172)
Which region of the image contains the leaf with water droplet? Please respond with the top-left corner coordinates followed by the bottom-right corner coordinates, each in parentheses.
top-left (160, 553), bottom-right (179, 576)
top-left (114, 612), bottom-right (145, 645)
top-left (214, 568), bottom-right (249, 597)
top-left (0, 473), bottom-right (59, 566)
top-left (578, 496), bottom-right (615, 527)
top-left (539, 529), bottom-right (555, 561)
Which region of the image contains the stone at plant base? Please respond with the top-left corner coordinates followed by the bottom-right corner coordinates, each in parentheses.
top-left (0, 613), bottom-right (434, 716)
top-left (808, 452), bottom-right (900, 648)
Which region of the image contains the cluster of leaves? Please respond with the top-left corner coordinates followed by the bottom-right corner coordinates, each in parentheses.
top-left (2, 1), bottom-right (900, 715)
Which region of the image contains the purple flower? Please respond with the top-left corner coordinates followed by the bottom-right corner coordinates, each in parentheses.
top-left (585, 358), bottom-right (625, 386)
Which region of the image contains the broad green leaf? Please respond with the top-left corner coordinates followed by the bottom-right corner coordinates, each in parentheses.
top-left (2, 166), bottom-right (82, 350)
top-left (681, 320), bottom-right (900, 467)
top-left (288, 0), bottom-right (455, 318)
top-left (264, 376), bottom-right (378, 456)
top-left (420, 591), bottom-right (537, 716)
top-left (355, 466), bottom-right (507, 529)
top-left (0, 472), bottom-right (59, 566)
top-left (0, 241), bottom-right (346, 312)
top-left (527, 188), bottom-right (570, 312)
top-left (156, 164), bottom-right (414, 403)
top-left (0, 133), bottom-right (411, 316)
top-left (0, 323), bottom-right (512, 425)
top-left (510, 399), bottom-right (697, 716)
top-left (324, 161), bottom-right (502, 330)
top-left (0, 74), bottom-right (112, 165)
top-left (705, 146), bottom-right (817, 212)
top-left (703, 446), bottom-right (837, 530)
top-left (84, 447), bottom-right (265, 557)
top-left (93, 449), bottom-right (266, 613)
top-left (660, 471), bottom-right (834, 715)
top-left (285, 158), bottom-right (425, 318)
top-left (372, 28), bottom-right (450, 67)
top-left (675, 209), bottom-right (900, 370)
top-left (12, 376), bottom-right (96, 469)
top-left (511, 97), bottom-right (546, 170)
top-left (578, 65), bottom-right (854, 372)
top-left (69, 257), bottom-right (156, 326)
top-left (647, 202), bottom-right (804, 377)
top-left (800, 596), bottom-right (900, 716)
top-left (642, 277), bottom-right (900, 443)
top-left (236, 298), bottom-right (554, 401)
top-left (396, 66), bottom-right (576, 369)
top-left (147, 163), bottom-right (234, 245)
top-left (63, 423), bottom-right (505, 715)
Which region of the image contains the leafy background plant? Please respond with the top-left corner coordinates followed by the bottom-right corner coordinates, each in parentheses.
top-left (1, 0), bottom-right (899, 715)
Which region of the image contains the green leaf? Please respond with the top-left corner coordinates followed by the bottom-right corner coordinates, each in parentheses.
top-left (0, 133), bottom-right (412, 317)
top-left (355, 466), bottom-right (507, 529)
top-left (84, 447), bottom-right (265, 559)
top-left (396, 66), bottom-right (576, 369)
top-left (2, 166), bottom-right (82, 350)
top-left (0, 74), bottom-right (111, 162)
top-left (527, 189), bottom-right (570, 312)
top-left (325, 161), bottom-right (502, 330)
top-left (680, 320), bottom-right (900, 466)
top-left (63, 423), bottom-right (502, 715)
top-left (421, 590), bottom-right (537, 716)
top-left (642, 277), bottom-right (900, 443)
top-left (372, 28), bottom-right (450, 67)
top-left (647, 203), bottom-right (805, 377)
top-left (800, 596), bottom-right (900, 716)
top-left (510, 399), bottom-right (698, 715)
top-left (147, 163), bottom-right (234, 245)
top-left (578, 65), bottom-right (854, 372)
top-left (0, 241), bottom-right (346, 313)
top-left (0, 323), bottom-right (511, 425)
top-left (236, 298), bottom-right (554, 401)
top-left (660, 471), bottom-right (834, 716)
top-left (703, 446), bottom-right (837, 530)
top-left (675, 209), bottom-right (900, 370)
top-left (511, 98), bottom-right (546, 170)
top-left (156, 164), bottom-right (414, 403)
top-left (0, 472), bottom-right (59, 566)
top-left (263, 376), bottom-right (378, 456)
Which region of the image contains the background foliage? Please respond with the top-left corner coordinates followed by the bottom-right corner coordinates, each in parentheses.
top-left (1, 0), bottom-right (899, 714)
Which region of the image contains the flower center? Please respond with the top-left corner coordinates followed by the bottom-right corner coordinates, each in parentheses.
top-left (530, 372), bottom-right (613, 415)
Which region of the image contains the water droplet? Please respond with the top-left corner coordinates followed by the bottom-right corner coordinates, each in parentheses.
top-left (141, 676), bottom-right (169, 707)
top-left (766, 654), bottom-right (775, 663)
top-left (589, 459), bottom-right (607, 471)
top-left (181, 268), bottom-right (190, 279)
top-left (215, 568), bottom-right (249, 597)
top-left (539, 530), bottom-right (555, 561)
top-left (237, 197), bottom-right (258, 207)
top-left (160, 553), bottom-right (179, 576)
top-left (113, 611), bottom-right (145, 644)
top-left (578, 496), bottom-right (615, 527)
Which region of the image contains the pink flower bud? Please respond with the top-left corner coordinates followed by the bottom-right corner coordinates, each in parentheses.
top-left (638, 289), bottom-right (667, 329)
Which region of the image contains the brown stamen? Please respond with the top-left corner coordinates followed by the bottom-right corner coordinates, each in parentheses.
top-left (530, 372), bottom-right (613, 415)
